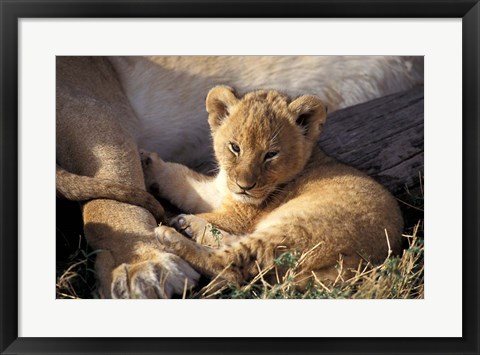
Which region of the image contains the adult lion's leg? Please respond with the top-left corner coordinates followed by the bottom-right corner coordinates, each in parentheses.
top-left (56, 57), bottom-right (199, 298)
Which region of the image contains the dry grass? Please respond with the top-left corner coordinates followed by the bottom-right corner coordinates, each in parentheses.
top-left (56, 180), bottom-right (424, 300)
top-left (189, 222), bottom-right (423, 299)
top-left (56, 235), bottom-right (99, 299)
top-left (56, 222), bottom-right (423, 300)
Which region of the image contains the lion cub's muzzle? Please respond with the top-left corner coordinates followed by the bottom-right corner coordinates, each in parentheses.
top-left (235, 180), bottom-right (257, 192)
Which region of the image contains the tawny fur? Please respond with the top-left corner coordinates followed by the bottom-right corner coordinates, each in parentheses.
top-left (56, 57), bottom-right (199, 299)
top-left (143, 87), bottom-right (403, 285)
top-left (56, 165), bottom-right (166, 222)
top-left (57, 56), bottom-right (419, 298)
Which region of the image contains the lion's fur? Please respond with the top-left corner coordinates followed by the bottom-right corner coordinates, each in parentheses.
top-left (146, 87), bottom-right (403, 285)
top-left (56, 165), bottom-right (166, 222)
top-left (57, 56), bottom-right (420, 298)
top-left (56, 57), bottom-right (199, 299)
top-left (110, 56), bottom-right (423, 169)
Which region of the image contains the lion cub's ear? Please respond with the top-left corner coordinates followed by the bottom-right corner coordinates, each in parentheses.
top-left (288, 95), bottom-right (327, 141)
top-left (206, 86), bottom-right (239, 131)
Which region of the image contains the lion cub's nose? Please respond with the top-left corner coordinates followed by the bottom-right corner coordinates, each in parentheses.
top-left (236, 180), bottom-right (257, 191)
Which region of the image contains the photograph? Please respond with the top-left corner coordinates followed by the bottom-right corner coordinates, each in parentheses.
top-left (56, 56), bottom-right (425, 300)
top-left (2, 1), bottom-right (478, 352)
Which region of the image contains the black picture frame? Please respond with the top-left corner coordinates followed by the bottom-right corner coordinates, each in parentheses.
top-left (1, 1), bottom-right (478, 354)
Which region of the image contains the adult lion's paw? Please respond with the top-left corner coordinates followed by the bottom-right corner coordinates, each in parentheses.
top-left (110, 253), bottom-right (200, 299)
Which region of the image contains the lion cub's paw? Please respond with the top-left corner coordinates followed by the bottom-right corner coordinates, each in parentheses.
top-left (170, 214), bottom-right (224, 247)
top-left (170, 214), bottom-right (208, 239)
top-left (139, 149), bottom-right (164, 192)
top-left (139, 148), bottom-right (163, 169)
top-left (155, 225), bottom-right (190, 253)
top-left (110, 254), bottom-right (200, 299)
top-left (139, 149), bottom-right (151, 166)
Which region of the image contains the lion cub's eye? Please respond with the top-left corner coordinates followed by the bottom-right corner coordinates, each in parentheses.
top-left (264, 151), bottom-right (279, 162)
top-left (229, 142), bottom-right (241, 155)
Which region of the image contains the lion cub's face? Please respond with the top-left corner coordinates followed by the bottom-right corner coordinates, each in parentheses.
top-left (206, 86), bottom-right (327, 205)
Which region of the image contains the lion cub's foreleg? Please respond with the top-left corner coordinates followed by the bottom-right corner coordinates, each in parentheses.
top-left (141, 150), bottom-right (223, 214)
top-left (155, 225), bottom-right (280, 284)
top-left (169, 213), bottom-right (240, 247)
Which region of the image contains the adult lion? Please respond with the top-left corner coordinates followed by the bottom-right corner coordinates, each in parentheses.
top-left (56, 56), bottom-right (423, 298)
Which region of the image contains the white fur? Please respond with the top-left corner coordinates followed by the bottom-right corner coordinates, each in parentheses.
top-left (110, 56), bottom-right (423, 168)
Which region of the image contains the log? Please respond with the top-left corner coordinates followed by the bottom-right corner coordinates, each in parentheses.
top-left (319, 85), bottom-right (424, 196)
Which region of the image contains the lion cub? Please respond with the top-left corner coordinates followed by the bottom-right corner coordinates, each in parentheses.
top-left (141, 86), bottom-right (403, 285)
